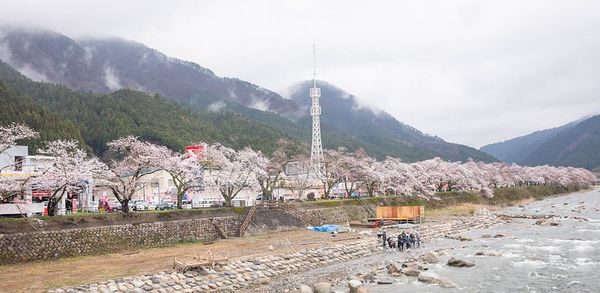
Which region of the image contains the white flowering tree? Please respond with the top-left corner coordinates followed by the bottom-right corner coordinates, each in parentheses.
top-left (362, 155), bottom-right (386, 197)
top-left (34, 140), bottom-right (105, 216)
top-left (0, 123), bottom-right (39, 203)
top-left (203, 144), bottom-right (259, 207)
top-left (254, 139), bottom-right (293, 201)
top-left (105, 136), bottom-right (170, 213)
top-left (0, 173), bottom-right (29, 203)
top-left (0, 123), bottom-right (38, 154)
top-left (319, 148), bottom-right (345, 198)
top-left (158, 150), bottom-right (204, 209)
top-left (329, 148), bottom-right (370, 198)
top-left (286, 154), bottom-right (312, 200)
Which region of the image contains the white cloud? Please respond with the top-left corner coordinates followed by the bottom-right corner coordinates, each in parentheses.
top-left (103, 66), bottom-right (122, 91)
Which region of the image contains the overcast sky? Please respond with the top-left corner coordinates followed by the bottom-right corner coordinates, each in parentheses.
top-left (1, 0), bottom-right (599, 148)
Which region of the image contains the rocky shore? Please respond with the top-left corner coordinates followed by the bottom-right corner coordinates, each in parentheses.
top-left (253, 207), bottom-right (508, 293)
top-left (49, 239), bottom-right (380, 293)
top-left (50, 208), bottom-right (507, 293)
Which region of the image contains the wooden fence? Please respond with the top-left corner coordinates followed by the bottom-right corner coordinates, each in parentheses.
top-left (375, 206), bottom-right (424, 222)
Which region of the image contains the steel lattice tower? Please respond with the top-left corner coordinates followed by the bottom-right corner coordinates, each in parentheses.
top-left (309, 43), bottom-right (324, 177)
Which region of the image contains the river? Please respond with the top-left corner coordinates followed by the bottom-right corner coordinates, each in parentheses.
top-left (282, 187), bottom-right (600, 293)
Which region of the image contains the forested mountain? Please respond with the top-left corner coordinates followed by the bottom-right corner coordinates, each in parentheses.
top-left (481, 115), bottom-right (600, 170)
top-left (0, 26), bottom-right (497, 162)
top-left (0, 27), bottom-right (299, 116)
top-left (0, 79), bottom-right (84, 151)
top-left (289, 81), bottom-right (496, 162)
top-left (0, 61), bottom-right (291, 155)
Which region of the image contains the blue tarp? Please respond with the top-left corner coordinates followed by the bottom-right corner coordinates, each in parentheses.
top-left (308, 224), bottom-right (340, 232)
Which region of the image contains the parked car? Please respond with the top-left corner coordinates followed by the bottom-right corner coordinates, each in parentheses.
top-left (131, 200), bottom-right (150, 211)
top-left (156, 201), bottom-right (175, 210)
top-left (100, 201), bottom-right (122, 212)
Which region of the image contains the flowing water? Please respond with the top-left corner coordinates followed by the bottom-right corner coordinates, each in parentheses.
top-left (297, 187), bottom-right (600, 293)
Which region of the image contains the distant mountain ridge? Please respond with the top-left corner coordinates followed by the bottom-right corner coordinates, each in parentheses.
top-left (481, 115), bottom-right (600, 170)
top-left (0, 26), bottom-right (496, 162)
top-left (0, 27), bottom-right (300, 115)
top-left (288, 81), bottom-right (495, 162)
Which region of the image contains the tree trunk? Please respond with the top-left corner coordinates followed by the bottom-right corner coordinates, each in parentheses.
top-left (223, 196), bottom-right (232, 207)
top-left (47, 187), bottom-right (66, 216)
top-left (121, 199), bottom-right (130, 213)
top-left (47, 197), bottom-right (58, 216)
top-left (177, 192), bottom-right (183, 209)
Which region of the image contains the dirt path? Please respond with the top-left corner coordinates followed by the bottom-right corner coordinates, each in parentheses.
top-left (0, 229), bottom-right (360, 293)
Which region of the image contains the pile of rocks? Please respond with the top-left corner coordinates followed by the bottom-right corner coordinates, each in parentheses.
top-left (412, 209), bottom-right (508, 243)
top-left (50, 239), bottom-right (380, 293)
top-left (315, 250), bottom-right (478, 291)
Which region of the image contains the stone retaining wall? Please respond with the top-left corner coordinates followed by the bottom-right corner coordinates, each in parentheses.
top-left (0, 205), bottom-right (368, 265)
top-left (0, 216), bottom-right (241, 264)
top-left (303, 205), bottom-right (371, 225)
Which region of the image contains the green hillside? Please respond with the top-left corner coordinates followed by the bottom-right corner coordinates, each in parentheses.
top-left (0, 80), bottom-right (84, 152)
top-left (481, 115), bottom-right (600, 170)
top-left (0, 61), bottom-right (294, 155)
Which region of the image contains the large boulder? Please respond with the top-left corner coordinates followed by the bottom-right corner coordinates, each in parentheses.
top-left (423, 252), bottom-right (441, 263)
top-left (312, 282), bottom-right (333, 293)
top-left (386, 262), bottom-right (402, 274)
top-left (447, 257), bottom-right (475, 267)
top-left (401, 267), bottom-right (420, 277)
top-left (299, 284), bottom-right (314, 293)
top-left (348, 279), bottom-right (362, 293)
top-left (436, 277), bottom-right (459, 288)
top-left (475, 250), bottom-right (502, 257)
top-left (376, 278), bottom-right (394, 284)
top-left (417, 271), bottom-right (439, 283)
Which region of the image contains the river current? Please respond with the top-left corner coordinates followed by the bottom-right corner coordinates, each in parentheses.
top-left (309, 187), bottom-right (600, 293)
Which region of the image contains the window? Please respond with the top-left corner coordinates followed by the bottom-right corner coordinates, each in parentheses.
top-left (14, 156), bottom-right (24, 171)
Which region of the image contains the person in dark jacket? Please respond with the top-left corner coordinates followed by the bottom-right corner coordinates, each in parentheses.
top-left (403, 233), bottom-right (412, 249)
top-left (387, 237), bottom-right (396, 249)
top-left (382, 229), bottom-right (387, 248)
top-left (397, 233), bottom-right (404, 251)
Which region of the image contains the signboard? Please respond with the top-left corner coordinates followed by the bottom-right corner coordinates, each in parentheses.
top-left (185, 144), bottom-right (205, 159)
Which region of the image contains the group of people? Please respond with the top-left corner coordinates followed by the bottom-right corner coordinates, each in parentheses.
top-left (378, 228), bottom-right (421, 251)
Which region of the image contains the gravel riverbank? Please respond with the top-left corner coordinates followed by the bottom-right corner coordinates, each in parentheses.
top-left (50, 187), bottom-right (600, 293)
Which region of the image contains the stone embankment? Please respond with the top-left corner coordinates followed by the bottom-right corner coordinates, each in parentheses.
top-left (255, 208), bottom-right (509, 292)
top-left (50, 208), bottom-right (506, 293)
top-left (49, 239), bottom-right (380, 293)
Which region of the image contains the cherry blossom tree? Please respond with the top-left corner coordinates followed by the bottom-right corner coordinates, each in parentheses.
top-left (0, 172), bottom-right (30, 203)
top-left (254, 139), bottom-right (294, 201)
top-left (362, 156), bottom-right (385, 197)
top-left (319, 148), bottom-right (345, 199)
top-left (203, 144), bottom-right (260, 207)
top-left (35, 140), bottom-right (105, 216)
top-left (286, 155), bottom-right (312, 200)
top-left (105, 136), bottom-right (170, 213)
top-left (158, 150), bottom-right (204, 209)
top-left (0, 123), bottom-right (38, 154)
top-left (328, 148), bottom-right (370, 198)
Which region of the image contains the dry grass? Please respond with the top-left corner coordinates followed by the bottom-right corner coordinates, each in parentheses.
top-left (426, 203), bottom-right (490, 217)
top-left (0, 229), bottom-right (359, 293)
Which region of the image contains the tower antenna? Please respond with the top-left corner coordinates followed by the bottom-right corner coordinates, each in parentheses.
top-left (309, 39), bottom-right (324, 179)
top-left (313, 37), bottom-right (316, 88)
